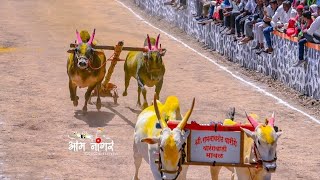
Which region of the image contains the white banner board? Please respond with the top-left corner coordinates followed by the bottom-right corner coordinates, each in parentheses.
top-left (189, 130), bottom-right (241, 164)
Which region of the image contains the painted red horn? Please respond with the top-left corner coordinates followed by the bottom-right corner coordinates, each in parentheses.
top-left (245, 111), bottom-right (259, 129)
top-left (88, 29), bottom-right (96, 45)
top-left (268, 112), bottom-right (275, 127)
top-left (147, 34), bottom-right (152, 50)
top-left (155, 34), bottom-right (160, 49)
top-left (76, 30), bottom-right (82, 44)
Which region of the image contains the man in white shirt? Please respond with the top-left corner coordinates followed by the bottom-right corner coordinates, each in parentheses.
top-left (262, 0), bottom-right (297, 53)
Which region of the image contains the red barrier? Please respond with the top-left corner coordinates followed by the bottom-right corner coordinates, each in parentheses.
top-left (166, 120), bottom-right (255, 131)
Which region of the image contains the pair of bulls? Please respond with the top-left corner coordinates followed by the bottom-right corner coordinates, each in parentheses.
top-left (67, 29), bottom-right (166, 113)
top-left (133, 95), bottom-right (282, 180)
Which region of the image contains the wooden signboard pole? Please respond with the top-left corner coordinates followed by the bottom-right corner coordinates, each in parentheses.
top-left (240, 131), bottom-right (244, 165)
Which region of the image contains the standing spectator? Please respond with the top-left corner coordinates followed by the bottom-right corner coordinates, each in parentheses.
top-left (252, 0), bottom-right (278, 53)
top-left (262, 0), bottom-right (297, 53)
top-left (294, 13), bottom-right (320, 66)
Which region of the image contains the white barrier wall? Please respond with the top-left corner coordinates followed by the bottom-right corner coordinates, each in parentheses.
top-left (134, 0), bottom-right (320, 99)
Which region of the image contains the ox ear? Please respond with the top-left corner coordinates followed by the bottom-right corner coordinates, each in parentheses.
top-left (160, 48), bottom-right (167, 56)
top-left (141, 137), bottom-right (160, 144)
top-left (67, 48), bottom-right (76, 53)
top-left (240, 127), bottom-right (255, 138)
top-left (182, 130), bottom-right (190, 141)
top-left (276, 132), bottom-right (282, 140)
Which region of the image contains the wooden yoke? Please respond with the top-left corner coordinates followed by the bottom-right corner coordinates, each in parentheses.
top-left (101, 41), bottom-right (124, 91)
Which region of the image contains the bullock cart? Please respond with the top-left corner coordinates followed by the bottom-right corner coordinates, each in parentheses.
top-left (156, 120), bottom-right (260, 168)
top-left (69, 41), bottom-right (148, 104)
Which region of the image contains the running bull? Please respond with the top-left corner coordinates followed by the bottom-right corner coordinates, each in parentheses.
top-left (67, 29), bottom-right (106, 113)
top-left (123, 34), bottom-right (167, 109)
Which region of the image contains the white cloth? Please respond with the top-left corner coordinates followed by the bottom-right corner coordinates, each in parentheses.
top-left (271, 5), bottom-right (297, 27)
top-left (265, 5), bottom-right (275, 17)
top-left (307, 16), bottom-right (320, 35)
top-left (254, 21), bottom-right (268, 43)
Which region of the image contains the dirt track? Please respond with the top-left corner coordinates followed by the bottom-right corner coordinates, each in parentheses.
top-left (0, 0), bottom-right (319, 179)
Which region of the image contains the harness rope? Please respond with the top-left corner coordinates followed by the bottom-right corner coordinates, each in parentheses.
top-left (247, 142), bottom-right (277, 180)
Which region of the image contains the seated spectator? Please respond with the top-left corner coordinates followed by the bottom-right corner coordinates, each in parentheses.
top-left (239, 0), bottom-right (265, 44)
top-left (197, 0), bottom-right (221, 22)
top-left (294, 13), bottom-right (320, 66)
top-left (285, 4), bottom-right (304, 36)
top-left (223, 0), bottom-right (242, 32)
top-left (263, 0), bottom-right (297, 53)
top-left (310, 4), bottom-right (320, 18)
top-left (225, 0), bottom-right (248, 35)
top-left (252, 0), bottom-right (279, 53)
top-left (234, 0), bottom-right (256, 40)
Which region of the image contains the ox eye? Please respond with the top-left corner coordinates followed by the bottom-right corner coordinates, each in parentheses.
top-left (258, 140), bottom-right (261, 145)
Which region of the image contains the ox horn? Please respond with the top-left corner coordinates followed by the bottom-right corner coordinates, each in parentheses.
top-left (245, 111), bottom-right (259, 129)
top-left (147, 34), bottom-right (152, 50)
top-left (76, 29), bottom-right (82, 44)
top-left (155, 34), bottom-right (160, 49)
top-left (88, 29), bottom-right (96, 45)
top-left (153, 94), bottom-right (167, 129)
top-left (268, 112), bottom-right (275, 127)
top-left (177, 98), bottom-right (195, 130)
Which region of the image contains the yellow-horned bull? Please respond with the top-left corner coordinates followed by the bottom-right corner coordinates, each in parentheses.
top-left (67, 29), bottom-right (106, 113)
top-left (210, 112), bottom-right (282, 180)
top-left (123, 34), bottom-right (167, 110)
top-left (133, 95), bottom-right (194, 180)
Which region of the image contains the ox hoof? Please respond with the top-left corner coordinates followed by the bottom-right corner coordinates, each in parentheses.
top-left (82, 106), bottom-right (88, 113)
top-left (122, 91), bottom-right (127, 96)
top-left (73, 100), bottom-right (78, 107)
top-left (96, 99), bottom-right (102, 110)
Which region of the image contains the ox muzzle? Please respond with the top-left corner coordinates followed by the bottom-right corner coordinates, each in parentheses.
top-left (76, 54), bottom-right (89, 69)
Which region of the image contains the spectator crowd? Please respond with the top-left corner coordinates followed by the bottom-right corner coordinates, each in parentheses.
top-left (165, 0), bottom-right (320, 67)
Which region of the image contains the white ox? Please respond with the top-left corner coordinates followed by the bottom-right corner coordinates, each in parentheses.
top-left (132, 95), bottom-right (194, 180)
top-left (210, 113), bottom-right (282, 180)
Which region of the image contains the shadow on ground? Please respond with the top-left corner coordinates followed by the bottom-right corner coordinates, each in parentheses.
top-left (74, 110), bottom-right (115, 127)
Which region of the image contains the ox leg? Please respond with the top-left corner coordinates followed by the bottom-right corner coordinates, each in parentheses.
top-left (96, 84), bottom-right (102, 111)
top-left (141, 88), bottom-right (148, 110)
top-left (123, 73), bottom-right (130, 96)
top-left (83, 85), bottom-right (95, 113)
top-left (155, 79), bottom-right (163, 100)
top-left (69, 79), bottom-right (79, 107)
top-left (210, 166), bottom-right (222, 180)
top-left (136, 87), bottom-right (142, 107)
top-left (132, 143), bottom-right (142, 180)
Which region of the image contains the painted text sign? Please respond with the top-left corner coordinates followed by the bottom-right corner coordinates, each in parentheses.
top-left (189, 130), bottom-right (241, 164)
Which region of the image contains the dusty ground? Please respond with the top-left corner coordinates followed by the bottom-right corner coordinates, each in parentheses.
top-left (0, 0), bottom-right (319, 179)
